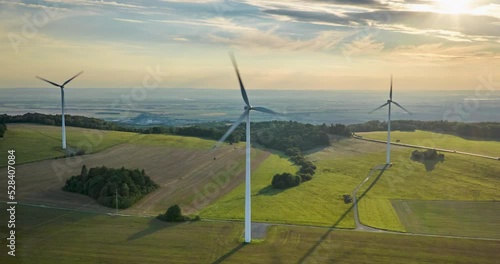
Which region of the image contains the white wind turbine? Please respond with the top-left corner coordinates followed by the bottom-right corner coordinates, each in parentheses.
top-left (369, 76), bottom-right (412, 165)
top-left (36, 71), bottom-right (84, 150)
top-left (215, 53), bottom-right (280, 243)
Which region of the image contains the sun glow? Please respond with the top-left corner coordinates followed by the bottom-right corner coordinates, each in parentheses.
top-left (435, 0), bottom-right (472, 14)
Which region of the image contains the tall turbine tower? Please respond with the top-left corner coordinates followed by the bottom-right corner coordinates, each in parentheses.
top-left (215, 53), bottom-right (280, 243)
top-left (36, 71), bottom-right (83, 150)
top-left (369, 76), bottom-right (412, 164)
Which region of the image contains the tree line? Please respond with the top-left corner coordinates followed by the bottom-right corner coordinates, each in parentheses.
top-left (0, 113), bottom-right (128, 131)
top-left (4, 113), bottom-right (497, 145)
top-left (63, 165), bottom-right (159, 209)
top-left (348, 120), bottom-right (500, 140)
top-left (0, 114), bottom-right (339, 151)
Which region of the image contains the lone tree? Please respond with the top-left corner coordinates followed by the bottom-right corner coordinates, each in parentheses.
top-left (157, 204), bottom-right (200, 222)
top-left (166, 205), bottom-right (182, 222)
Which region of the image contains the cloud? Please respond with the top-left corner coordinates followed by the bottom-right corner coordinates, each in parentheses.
top-left (44, 0), bottom-right (146, 9)
top-left (113, 18), bottom-right (147, 23)
top-left (391, 42), bottom-right (498, 62)
top-left (341, 36), bottom-right (384, 57)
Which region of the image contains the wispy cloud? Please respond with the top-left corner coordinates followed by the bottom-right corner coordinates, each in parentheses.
top-left (113, 18), bottom-right (147, 23)
top-left (0, 0), bottom-right (498, 89)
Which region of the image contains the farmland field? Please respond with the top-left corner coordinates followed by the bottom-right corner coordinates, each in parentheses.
top-left (306, 135), bottom-right (500, 234)
top-left (0, 123), bottom-right (218, 166)
top-left (200, 153), bottom-right (357, 228)
top-left (357, 197), bottom-right (406, 232)
top-left (392, 200), bottom-right (500, 239)
top-left (1, 204), bottom-right (499, 264)
top-left (1, 124), bottom-right (499, 238)
top-left (0, 141), bottom-right (271, 215)
top-left (358, 130), bottom-right (500, 157)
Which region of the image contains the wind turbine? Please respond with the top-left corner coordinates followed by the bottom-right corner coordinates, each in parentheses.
top-left (36, 71), bottom-right (83, 150)
top-left (369, 76), bottom-right (412, 165)
top-left (215, 53), bottom-right (280, 243)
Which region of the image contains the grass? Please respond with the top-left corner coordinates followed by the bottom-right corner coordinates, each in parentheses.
top-left (358, 197), bottom-right (406, 232)
top-left (2, 124), bottom-right (499, 237)
top-left (0, 123), bottom-right (217, 166)
top-left (1, 205), bottom-right (499, 264)
top-left (307, 137), bottom-right (500, 233)
top-left (392, 200), bottom-right (500, 239)
top-left (200, 152), bottom-right (356, 228)
top-left (129, 132), bottom-right (220, 149)
top-left (202, 135), bottom-right (500, 230)
top-left (357, 148), bottom-right (500, 201)
top-left (358, 130), bottom-right (500, 157)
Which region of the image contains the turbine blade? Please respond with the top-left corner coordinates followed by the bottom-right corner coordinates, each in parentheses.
top-left (213, 110), bottom-right (248, 149)
top-left (392, 101), bottom-right (412, 115)
top-left (368, 102), bottom-right (389, 114)
top-left (229, 52), bottom-right (250, 107)
top-left (62, 71), bottom-right (84, 87)
top-left (36, 76), bottom-right (61, 87)
top-left (390, 75), bottom-right (393, 100)
top-left (252, 106), bottom-right (282, 116)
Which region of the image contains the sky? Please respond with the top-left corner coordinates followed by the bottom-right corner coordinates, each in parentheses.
top-left (0, 0), bottom-right (499, 90)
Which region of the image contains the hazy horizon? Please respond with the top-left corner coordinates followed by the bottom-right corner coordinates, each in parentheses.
top-left (2, 88), bottom-right (498, 126)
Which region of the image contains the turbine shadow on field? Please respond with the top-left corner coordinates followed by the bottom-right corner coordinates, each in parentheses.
top-left (211, 243), bottom-right (247, 264)
top-left (297, 164), bottom-right (389, 263)
top-left (127, 218), bottom-right (182, 241)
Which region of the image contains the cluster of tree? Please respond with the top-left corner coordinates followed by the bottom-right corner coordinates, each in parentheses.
top-left (271, 173), bottom-right (301, 189)
top-left (348, 120), bottom-right (500, 140)
top-left (63, 165), bottom-right (159, 209)
top-left (146, 120), bottom-right (333, 151)
top-left (156, 204), bottom-right (200, 222)
top-left (0, 122), bottom-right (6, 138)
top-left (252, 121), bottom-right (330, 151)
top-left (410, 149), bottom-right (445, 172)
top-left (410, 149), bottom-right (445, 162)
top-left (0, 113), bottom-right (133, 132)
top-left (272, 147), bottom-right (318, 189)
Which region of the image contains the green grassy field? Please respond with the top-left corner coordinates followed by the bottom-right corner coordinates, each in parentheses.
top-left (358, 197), bottom-right (406, 232)
top-left (358, 130), bottom-right (500, 157)
top-left (356, 148), bottom-right (500, 201)
top-left (202, 135), bottom-right (500, 231)
top-left (2, 124), bottom-right (499, 238)
top-left (306, 136), bottom-right (500, 233)
top-left (1, 205), bottom-right (499, 264)
top-left (392, 200), bottom-right (500, 239)
top-left (200, 153), bottom-right (359, 227)
top-left (0, 124), bottom-right (217, 166)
